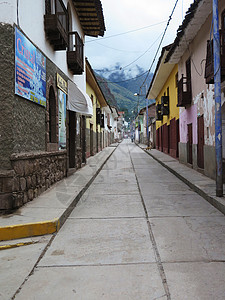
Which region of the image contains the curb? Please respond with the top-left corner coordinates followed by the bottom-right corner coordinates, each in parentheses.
top-left (0, 219), bottom-right (59, 242)
top-left (138, 145), bottom-right (225, 216)
top-left (0, 146), bottom-right (117, 242)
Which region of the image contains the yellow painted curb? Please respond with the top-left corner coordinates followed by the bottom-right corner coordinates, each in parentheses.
top-left (0, 241), bottom-right (38, 250)
top-left (0, 218), bottom-right (60, 242)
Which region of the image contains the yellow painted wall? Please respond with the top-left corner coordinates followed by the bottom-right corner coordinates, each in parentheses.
top-left (156, 65), bottom-right (179, 130)
top-left (86, 82), bottom-right (101, 133)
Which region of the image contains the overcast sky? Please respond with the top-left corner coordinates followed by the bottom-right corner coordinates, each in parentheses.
top-left (85, 0), bottom-right (194, 77)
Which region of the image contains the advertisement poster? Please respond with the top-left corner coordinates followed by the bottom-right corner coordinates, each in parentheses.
top-left (58, 89), bottom-right (67, 149)
top-left (15, 27), bottom-right (46, 107)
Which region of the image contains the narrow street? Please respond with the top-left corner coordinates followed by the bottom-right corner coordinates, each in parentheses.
top-left (7, 141), bottom-right (225, 299)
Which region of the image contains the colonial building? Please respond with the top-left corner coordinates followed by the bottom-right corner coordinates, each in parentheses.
top-left (0, 0), bottom-right (105, 210)
top-left (165, 0), bottom-right (225, 179)
top-left (138, 103), bottom-right (156, 146)
top-left (86, 58), bottom-right (112, 157)
top-left (147, 45), bottom-right (179, 158)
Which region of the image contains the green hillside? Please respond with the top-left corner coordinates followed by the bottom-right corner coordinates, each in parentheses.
top-left (95, 73), bottom-right (154, 121)
top-left (108, 81), bottom-right (147, 118)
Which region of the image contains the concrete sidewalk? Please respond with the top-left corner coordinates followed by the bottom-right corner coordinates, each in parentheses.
top-left (0, 145), bottom-right (117, 242)
top-left (138, 143), bottom-right (225, 216)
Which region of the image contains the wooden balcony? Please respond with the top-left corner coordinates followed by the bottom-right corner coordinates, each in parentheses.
top-left (44, 0), bottom-right (68, 50)
top-left (67, 32), bottom-right (84, 75)
top-left (156, 104), bottom-right (163, 121)
top-left (177, 75), bottom-right (192, 107)
top-left (205, 29), bottom-right (225, 84)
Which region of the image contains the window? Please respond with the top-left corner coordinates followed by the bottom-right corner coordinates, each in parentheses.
top-left (67, 31), bottom-right (84, 75)
top-left (44, 0), bottom-right (68, 50)
top-left (175, 73), bottom-right (178, 88)
top-left (177, 58), bottom-right (192, 107)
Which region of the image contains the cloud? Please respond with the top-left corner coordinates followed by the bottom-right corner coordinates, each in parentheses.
top-left (85, 0), bottom-right (194, 72)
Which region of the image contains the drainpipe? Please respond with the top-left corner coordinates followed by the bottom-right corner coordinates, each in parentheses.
top-left (213, 0), bottom-right (223, 196)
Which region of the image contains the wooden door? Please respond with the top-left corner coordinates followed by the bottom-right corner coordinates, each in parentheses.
top-left (96, 126), bottom-right (98, 153)
top-left (69, 111), bottom-right (76, 168)
top-left (90, 124), bottom-right (93, 156)
top-left (188, 123), bottom-right (193, 164)
top-left (176, 119), bottom-right (179, 157)
top-left (197, 116), bottom-right (204, 169)
top-left (81, 116), bottom-right (86, 164)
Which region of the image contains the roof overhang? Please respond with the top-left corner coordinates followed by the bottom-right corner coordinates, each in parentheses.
top-left (86, 58), bottom-right (109, 107)
top-left (165, 0), bottom-right (212, 63)
top-left (72, 0), bottom-right (106, 37)
top-left (147, 45), bottom-right (175, 99)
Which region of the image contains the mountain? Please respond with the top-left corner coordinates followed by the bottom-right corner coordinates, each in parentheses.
top-left (95, 65), bottom-right (154, 120)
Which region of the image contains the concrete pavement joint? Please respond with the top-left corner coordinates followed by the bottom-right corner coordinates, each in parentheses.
top-left (36, 262), bottom-right (159, 268)
top-left (129, 145), bottom-right (171, 300)
top-left (11, 233), bottom-right (56, 299)
top-left (141, 146), bottom-right (225, 216)
top-left (57, 147), bottom-right (118, 231)
top-left (11, 147), bottom-right (118, 299)
top-left (68, 216), bottom-right (146, 220)
top-left (0, 146), bottom-right (117, 242)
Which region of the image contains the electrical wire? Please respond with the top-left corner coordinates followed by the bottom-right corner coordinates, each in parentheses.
top-left (17, 0), bottom-right (20, 26)
top-left (139, 0), bottom-right (180, 93)
top-left (90, 41), bottom-right (145, 53)
top-left (120, 32), bottom-right (163, 70)
top-left (96, 31), bottom-right (164, 74)
top-left (98, 0), bottom-right (180, 86)
top-left (86, 20), bottom-right (167, 43)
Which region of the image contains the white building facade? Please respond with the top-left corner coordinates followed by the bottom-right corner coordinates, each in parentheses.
top-left (0, 0), bottom-right (105, 209)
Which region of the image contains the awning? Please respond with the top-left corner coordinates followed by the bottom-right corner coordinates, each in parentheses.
top-left (67, 80), bottom-right (93, 116)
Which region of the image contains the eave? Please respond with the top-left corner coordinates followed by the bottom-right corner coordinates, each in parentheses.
top-left (165, 0), bottom-right (212, 63)
top-left (72, 0), bottom-right (106, 37)
top-left (147, 45), bottom-right (175, 99)
top-left (86, 58), bottom-right (108, 107)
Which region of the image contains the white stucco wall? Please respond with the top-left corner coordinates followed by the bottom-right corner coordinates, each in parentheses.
top-left (0, 0), bottom-right (86, 88)
top-left (178, 0), bottom-right (225, 148)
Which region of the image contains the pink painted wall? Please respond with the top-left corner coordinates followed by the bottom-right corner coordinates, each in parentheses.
top-left (179, 104), bottom-right (197, 144)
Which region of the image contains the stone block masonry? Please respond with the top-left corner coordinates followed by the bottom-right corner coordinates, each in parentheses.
top-left (0, 151), bottom-right (67, 210)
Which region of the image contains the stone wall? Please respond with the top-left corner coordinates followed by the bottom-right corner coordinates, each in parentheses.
top-left (8, 151), bottom-right (66, 209)
top-left (0, 24), bottom-right (47, 169)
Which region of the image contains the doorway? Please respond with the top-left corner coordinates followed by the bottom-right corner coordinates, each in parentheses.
top-left (69, 111), bottom-right (76, 168)
top-left (197, 115), bottom-right (204, 169)
top-left (90, 124), bottom-right (93, 156)
top-left (187, 123), bottom-right (193, 164)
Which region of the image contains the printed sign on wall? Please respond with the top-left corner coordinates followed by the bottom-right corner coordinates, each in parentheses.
top-left (58, 89), bottom-right (66, 149)
top-left (15, 27), bottom-right (46, 107)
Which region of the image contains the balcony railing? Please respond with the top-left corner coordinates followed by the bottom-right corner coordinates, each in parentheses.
top-left (67, 32), bottom-right (84, 74)
top-left (177, 74), bottom-right (192, 107)
top-left (205, 29), bottom-right (225, 84)
top-left (44, 0), bottom-right (68, 50)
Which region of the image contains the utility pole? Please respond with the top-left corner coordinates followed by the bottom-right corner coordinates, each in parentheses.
top-left (145, 85), bottom-right (149, 147)
top-left (213, 0), bottom-right (223, 196)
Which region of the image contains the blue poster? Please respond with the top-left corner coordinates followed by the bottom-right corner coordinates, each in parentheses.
top-left (58, 89), bottom-right (67, 149)
top-left (15, 27), bottom-right (46, 107)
